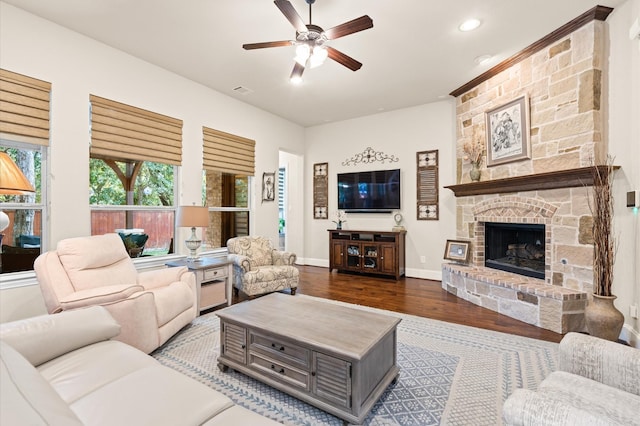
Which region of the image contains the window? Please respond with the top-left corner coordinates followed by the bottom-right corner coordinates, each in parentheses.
top-left (89, 95), bottom-right (182, 256)
top-left (202, 127), bottom-right (255, 249)
top-left (0, 142), bottom-right (46, 273)
top-left (0, 69), bottom-right (50, 273)
top-left (89, 158), bottom-right (176, 255)
top-left (202, 171), bottom-right (250, 249)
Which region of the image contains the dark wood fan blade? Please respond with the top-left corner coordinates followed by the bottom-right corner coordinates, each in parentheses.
top-left (324, 15), bottom-right (373, 40)
top-left (243, 40), bottom-right (293, 50)
top-left (326, 46), bottom-right (362, 71)
top-left (290, 62), bottom-right (305, 80)
top-left (274, 0), bottom-right (307, 34)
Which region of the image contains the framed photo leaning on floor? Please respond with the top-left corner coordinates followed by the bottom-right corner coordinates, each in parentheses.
top-left (443, 239), bottom-right (470, 263)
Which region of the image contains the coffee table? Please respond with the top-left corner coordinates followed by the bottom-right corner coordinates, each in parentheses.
top-left (216, 293), bottom-right (401, 425)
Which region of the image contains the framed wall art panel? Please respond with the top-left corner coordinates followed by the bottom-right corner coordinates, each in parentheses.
top-left (313, 162), bottom-right (328, 219)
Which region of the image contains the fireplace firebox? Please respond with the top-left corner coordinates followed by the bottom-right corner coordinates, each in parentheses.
top-left (484, 222), bottom-right (545, 279)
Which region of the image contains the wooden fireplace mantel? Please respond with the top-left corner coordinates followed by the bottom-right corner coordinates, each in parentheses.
top-left (445, 166), bottom-right (619, 197)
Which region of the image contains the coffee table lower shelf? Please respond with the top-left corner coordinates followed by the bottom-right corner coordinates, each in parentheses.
top-left (216, 293), bottom-right (401, 425)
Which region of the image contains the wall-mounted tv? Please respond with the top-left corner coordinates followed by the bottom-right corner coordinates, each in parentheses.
top-left (337, 169), bottom-right (400, 212)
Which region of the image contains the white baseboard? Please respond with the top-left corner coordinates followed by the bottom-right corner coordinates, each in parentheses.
top-left (621, 324), bottom-right (640, 348)
top-left (405, 268), bottom-right (442, 281)
top-left (299, 258), bottom-right (327, 268)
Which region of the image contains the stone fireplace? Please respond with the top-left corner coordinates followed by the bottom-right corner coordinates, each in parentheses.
top-left (441, 7), bottom-right (614, 334)
top-left (442, 193), bottom-right (589, 334)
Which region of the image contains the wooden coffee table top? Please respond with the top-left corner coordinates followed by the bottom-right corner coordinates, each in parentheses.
top-left (216, 293), bottom-right (401, 360)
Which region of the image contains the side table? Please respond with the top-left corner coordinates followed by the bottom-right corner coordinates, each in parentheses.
top-left (166, 257), bottom-right (233, 314)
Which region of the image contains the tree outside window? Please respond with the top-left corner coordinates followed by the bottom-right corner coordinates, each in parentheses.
top-left (0, 143), bottom-right (45, 274)
top-left (89, 158), bottom-right (176, 256)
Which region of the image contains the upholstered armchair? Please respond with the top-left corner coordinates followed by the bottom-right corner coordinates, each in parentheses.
top-left (503, 332), bottom-right (640, 425)
top-left (227, 236), bottom-right (299, 298)
top-left (34, 233), bottom-right (197, 354)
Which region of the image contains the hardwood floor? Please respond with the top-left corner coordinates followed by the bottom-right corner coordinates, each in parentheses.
top-left (236, 265), bottom-right (563, 344)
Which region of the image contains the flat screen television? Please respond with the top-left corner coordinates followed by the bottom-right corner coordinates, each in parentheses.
top-left (337, 169), bottom-right (400, 212)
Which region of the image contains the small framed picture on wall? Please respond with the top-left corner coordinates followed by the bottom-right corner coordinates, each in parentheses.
top-left (262, 172), bottom-right (275, 202)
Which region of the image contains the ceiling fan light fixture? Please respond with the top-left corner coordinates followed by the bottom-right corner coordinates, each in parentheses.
top-left (294, 43), bottom-right (311, 65)
top-left (309, 46), bottom-right (328, 68)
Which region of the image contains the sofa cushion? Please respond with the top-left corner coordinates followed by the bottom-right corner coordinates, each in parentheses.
top-left (57, 233), bottom-right (138, 291)
top-left (539, 371), bottom-right (640, 425)
top-left (0, 306), bottom-right (121, 367)
top-left (0, 341), bottom-right (82, 426)
top-left (69, 363), bottom-right (234, 426)
top-left (503, 388), bottom-right (612, 426)
top-left (150, 281), bottom-right (196, 326)
top-left (59, 284), bottom-right (144, 310)
top-left (38, 340), bottom-right (159, 404)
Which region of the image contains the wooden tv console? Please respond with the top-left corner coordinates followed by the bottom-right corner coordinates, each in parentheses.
top-left (328, 229), bottom-right (406, 279)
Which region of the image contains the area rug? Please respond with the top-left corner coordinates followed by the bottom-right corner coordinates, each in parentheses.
top-left (152, 295), bottom-right (558, 425)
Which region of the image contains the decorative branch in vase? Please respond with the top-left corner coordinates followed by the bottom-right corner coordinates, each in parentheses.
top-left (584, 155), bottom-right (623, 342)
top-left (462, 134), bottom-right (485, 182)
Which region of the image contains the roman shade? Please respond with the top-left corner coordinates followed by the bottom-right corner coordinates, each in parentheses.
top-left (203, 127), bottom-right (255, 176)
top-left (89, 95), bottom-right (182, 165)
top-left (0, 69), bottom-right (51, 146)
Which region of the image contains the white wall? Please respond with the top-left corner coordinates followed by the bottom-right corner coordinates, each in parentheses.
top-left (0, 3), bottom-right (305, 321)
top-left (304, 101), bottom-right (456, 279)
top-left (1, 0), bottom-right (637, 340)
top-left (607, 0), bottom-right (640, 344)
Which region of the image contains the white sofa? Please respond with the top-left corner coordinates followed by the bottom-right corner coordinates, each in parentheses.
top-left (0, 306), bottom-right (281, 426)
top-left (503, 332), bottom-right (640, 425)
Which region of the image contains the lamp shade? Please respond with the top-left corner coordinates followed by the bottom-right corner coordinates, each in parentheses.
top-left (0, 152), bottom-right (35, 195)
top-left (176, 205), bottom-right (209, 227)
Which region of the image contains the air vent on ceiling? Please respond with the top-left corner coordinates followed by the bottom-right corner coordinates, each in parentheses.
top-left (233, 86), bottom-right (253, 95)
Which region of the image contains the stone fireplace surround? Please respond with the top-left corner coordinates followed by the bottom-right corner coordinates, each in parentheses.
top-left (442, 194), bottom-right (588, 334)
top-left (440, 7), bottom-right (613, 335)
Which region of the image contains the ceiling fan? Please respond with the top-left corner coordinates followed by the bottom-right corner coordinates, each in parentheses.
top-left (242, 0), bottom-right (373, 82)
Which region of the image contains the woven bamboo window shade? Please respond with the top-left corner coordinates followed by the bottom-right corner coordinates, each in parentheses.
top-left (89, 95), bottom-right (182, 165)
top-left (0, 69), bottom-right (51, 146)
top-left (203, 127), bottom-right (255, 176)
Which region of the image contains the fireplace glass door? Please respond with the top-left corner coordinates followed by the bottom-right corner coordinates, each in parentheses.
top-left (484, 222), bottom-right (545, 279)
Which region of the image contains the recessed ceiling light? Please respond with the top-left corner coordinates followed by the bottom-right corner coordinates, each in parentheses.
top-left (474, 54), bottom-right (493, 65)
top-left (459, 19), bottom-right (481, 32)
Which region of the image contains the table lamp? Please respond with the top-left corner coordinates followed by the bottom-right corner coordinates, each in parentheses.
top-left (176, 205), bottom-right (209, 261)
top-left (0, 152), bottom-right (36, 241)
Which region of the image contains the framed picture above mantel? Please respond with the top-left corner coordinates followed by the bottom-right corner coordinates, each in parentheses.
top-left (485, 95), bottom-right (531, 167)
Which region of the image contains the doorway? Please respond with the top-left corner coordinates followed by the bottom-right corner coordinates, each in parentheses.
top-left (278, 166), bottom-right (286, 251)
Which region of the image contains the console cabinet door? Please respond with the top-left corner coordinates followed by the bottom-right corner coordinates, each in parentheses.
top-left (330, 240), bottom-right (346, 270)
top-left (222, 322), bottom-right (247, 365)
top-left (311, 352), bottom-right (352, 410)
top-left (378, 244), bottom-right (397, 275)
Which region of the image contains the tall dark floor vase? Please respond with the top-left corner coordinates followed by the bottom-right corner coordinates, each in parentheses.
top-left (584, 294), bottom-right (624, 341)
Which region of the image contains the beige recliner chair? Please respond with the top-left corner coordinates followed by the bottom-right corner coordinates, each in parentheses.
top-left (34, 233), bottom-right (197, 353)
top-left (227, 236), bottom-right (299, 298)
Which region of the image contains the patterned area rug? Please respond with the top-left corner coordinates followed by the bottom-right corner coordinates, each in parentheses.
top-left (152, 295), bottom-right (558, 425)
